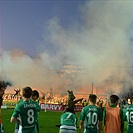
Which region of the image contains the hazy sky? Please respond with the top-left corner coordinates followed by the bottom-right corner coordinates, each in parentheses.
top-left (0, 0), bottom-right (132, 94)
top-left (0, 0), bottom-right (85, 57)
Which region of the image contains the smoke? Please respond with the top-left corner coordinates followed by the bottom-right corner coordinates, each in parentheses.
top-left (1, 1), bottom-right (132, 94)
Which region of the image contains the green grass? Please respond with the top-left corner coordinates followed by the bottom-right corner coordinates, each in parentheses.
top-left (2, 109), bottom-right (63, 133)
top-left (2, 109), bottom-right (128, 133)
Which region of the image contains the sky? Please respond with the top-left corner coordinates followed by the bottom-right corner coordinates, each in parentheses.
top-left (0, 0), bottom-right (133, 95)
top-left (0, 0), bottom-right (85, 57)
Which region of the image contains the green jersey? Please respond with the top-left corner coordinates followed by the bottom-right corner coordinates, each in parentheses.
top-left (12, 99), bottom-right (40, 133)
top-left (60, 112), bottom-right (78, 126)
top-left (80, 105), bottom-right (103, 133)
top-left (59, 112), bottom-right (78, 132)
top-left (125, 105), bottom-right (133, 133)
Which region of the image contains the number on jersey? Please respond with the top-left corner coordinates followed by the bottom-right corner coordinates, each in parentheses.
top-left (87, 112), bottom-right (98, 126)
top-left (27, 109), bottom-right (34, 124)
top-left (126, 111), bottom-right (133, 124)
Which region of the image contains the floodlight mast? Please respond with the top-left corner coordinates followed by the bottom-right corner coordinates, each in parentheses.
top-left (92, 82), bottom-right (93, 94)
top-left (0, 19), bottom-right (4, 81)
top-left (0, 27), bottom-right (2, 80)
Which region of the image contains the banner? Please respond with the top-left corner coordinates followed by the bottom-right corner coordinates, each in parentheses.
top-left (3, 101), bottom-right (17, 108)
top-left (75, 105), bottom-right (82, 112)
top-left (40, 103), bottom-right (65, 111)
top-left (40, 103), bottom-right (83, 112)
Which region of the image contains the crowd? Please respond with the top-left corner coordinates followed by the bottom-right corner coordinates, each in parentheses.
top-left (0, 81), bottom-right (132, 133)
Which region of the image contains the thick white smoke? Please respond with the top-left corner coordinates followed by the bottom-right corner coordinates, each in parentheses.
top-left (1, 1), bottom-right (132, 94)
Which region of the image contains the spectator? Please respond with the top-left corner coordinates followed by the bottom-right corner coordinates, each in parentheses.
top-left (82, 100), bottom-right (88, 107)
